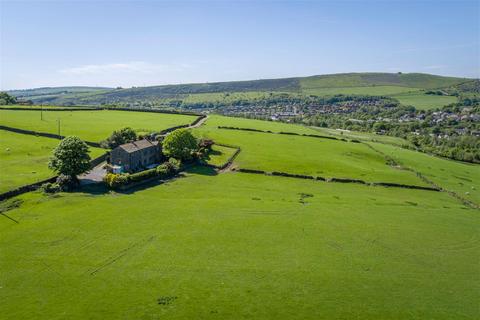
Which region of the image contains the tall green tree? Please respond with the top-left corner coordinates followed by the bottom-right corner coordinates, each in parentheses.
top-left (49, 136), bottom-right (91, 178)
top-left (162, 129), bottom-right (198, 161)
top-left (0, 92), bottom-right (17, 105)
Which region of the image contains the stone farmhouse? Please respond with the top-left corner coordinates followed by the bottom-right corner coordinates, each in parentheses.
top-left (110, 139), bottom-right (161, 173)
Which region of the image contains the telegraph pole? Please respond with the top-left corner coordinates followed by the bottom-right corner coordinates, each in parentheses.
top-left (40, 106), bottom-right (43, 121)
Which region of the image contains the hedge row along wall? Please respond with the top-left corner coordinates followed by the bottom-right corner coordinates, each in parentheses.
top-left (0, 153), bottom-right (108, 202)
top-left (235, 168), bottom-right (440, 192)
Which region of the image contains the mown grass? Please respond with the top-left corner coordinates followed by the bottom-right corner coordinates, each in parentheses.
top-left (0, 130), bottom-right (105, 193)
top-left (1, 171), bottom-right (478, 319)
top-left (204, 144), bottom-right (238, 167)
top-left (391, 92), bottom-right (458, 110)
top-left (371, 142), bottom-right (480, 205)
top-left (0, 109), bottom-right (197, 142)
top-left (194, 117), bottom-right (426, 186)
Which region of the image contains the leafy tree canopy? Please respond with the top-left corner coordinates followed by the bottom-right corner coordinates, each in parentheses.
top-left (0, 92), bottom-right (17, 105)
top-left (162, 129), bottom-right (198, 161)
top-left (49, 136), bottom-right (91, 177)
top-left (102, 127), bottom-right (137, 148)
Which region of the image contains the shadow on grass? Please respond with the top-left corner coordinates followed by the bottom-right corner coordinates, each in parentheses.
top-left (185, 165), bottom-right (218, 176)
top-left (77, 183), bottom-right (110, 195)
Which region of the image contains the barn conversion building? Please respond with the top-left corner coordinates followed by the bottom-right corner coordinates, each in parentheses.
top-left (110, 139), bottom-right (161, 173)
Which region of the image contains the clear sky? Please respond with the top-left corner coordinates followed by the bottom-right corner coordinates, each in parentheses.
top-left (1, 0), bottom-right (478, 90)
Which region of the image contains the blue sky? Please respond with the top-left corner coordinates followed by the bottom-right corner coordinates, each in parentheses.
top-left (1, 0), bottom-right (478, 90)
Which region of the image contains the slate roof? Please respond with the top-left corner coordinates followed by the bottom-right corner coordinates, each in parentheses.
top-left (118, 139), bottom-right (159, 153)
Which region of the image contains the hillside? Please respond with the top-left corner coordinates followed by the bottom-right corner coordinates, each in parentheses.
top-left (8, 73), bottom-right (471, 106)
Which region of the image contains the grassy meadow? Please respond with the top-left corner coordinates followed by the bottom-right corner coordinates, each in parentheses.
top-left (1, 109), bottom-right (479, 319)
top-left (371, 142), bottom-right (480, 205)
top-left (0, 130), bottom-right (105, 193)
top-left (194, 116), bottom-right (426, 185)
top-left (1, 171), bottom-right (478, 319)
top-left (203, 144), bottom-right (239, 167)
top-left (390, 92), bottom-right (458, 109)
top-left (0, 109), bottom-right (197, 142)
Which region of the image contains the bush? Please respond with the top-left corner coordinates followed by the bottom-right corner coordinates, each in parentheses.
top-left (129, 168), bottom-right (157, 182)
top-left (168, 158), bottom-right (181, 171)
top-left (155, 158), bottom-right (181, 178)
top-left (56, 174), bottom-right (77, 191)
top-left (104, 173), bottom-right (130, 188)
top-left (41, 182), bottom-right (62, 194)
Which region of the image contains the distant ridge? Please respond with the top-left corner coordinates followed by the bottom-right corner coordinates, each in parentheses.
top-left (7, 72), bottom-right (474, 105)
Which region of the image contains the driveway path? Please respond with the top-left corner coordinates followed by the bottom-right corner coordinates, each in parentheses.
top-left (78, 162), bottom-right (107, 185)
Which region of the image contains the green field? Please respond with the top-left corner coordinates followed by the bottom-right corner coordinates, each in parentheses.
top-left (205, 114), bottom-right (321, 135)
top-left (371, 142), bottom-right (480, 205)
top-left (311, 126), bottom-right (413, 147)
top-left (195, 116), bottom-right (426, 185)
top-left (1, 171), bottom-right (478, 319)
top-left (0, 130), bottom-right (105, 193)
top-left (0, 110), bottom-right (197, 142)
top-left (391, 92), bottom-right (458, 109)
top-left (204, 144), bottom-right (238, 167)
top-left (1, 110), bottom-right (479, 319)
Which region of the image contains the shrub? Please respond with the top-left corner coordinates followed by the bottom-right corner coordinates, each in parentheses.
top-left (129, 168), bottom-right (157, 182)
top-left (41, 182), bottom-right (61, 194)
top-left (156, 165), bottom-right (170, 178)
top-left (168, 158), bottom-right (181, 171)
top-left (56, 174), bottom-right (77, 191)
top-left (104, 173), bottom-right (130, 188)
top-left (155, 159), bottom-right (181, 178)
